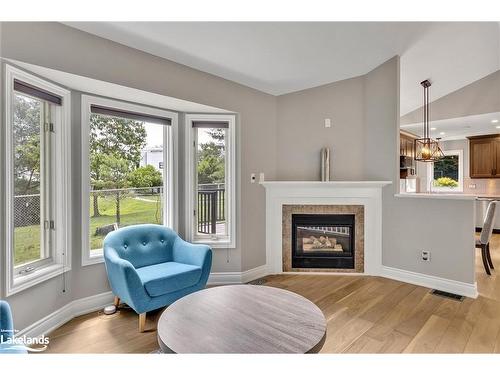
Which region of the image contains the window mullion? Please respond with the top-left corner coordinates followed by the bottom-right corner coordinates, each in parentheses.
top-left (42, 101), bottom-right (51, 261)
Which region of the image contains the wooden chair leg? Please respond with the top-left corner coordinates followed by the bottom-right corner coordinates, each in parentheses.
top-left (113, 296), bottom-right (120, 308)
top-left (139, 312), bottom-right (146, 332)
top-left (481, 245), bottom-right (491, 275)
top-left (486, 243), bottom-right (494, 269)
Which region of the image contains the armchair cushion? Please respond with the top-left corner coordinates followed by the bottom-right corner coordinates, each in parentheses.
top-left (136, 262), bottom-right (202, 297)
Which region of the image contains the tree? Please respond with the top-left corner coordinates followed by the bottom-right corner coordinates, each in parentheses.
top-left (98, 154), bottom-right (131, 225)
top-left (89, 114), bottom-right (147, 216)
top-left (13, 94), bottom-right (42, 195)
top-left (197, 142), bottom-right (225, 184)
top-left (433, 155), bottom-right (459, 181)
top-left (206, 128), bottom-right (225, 143)
top-left (127, 165), bottom-right (163, 188)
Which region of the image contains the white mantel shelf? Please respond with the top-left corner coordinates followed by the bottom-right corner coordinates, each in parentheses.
top-left (260, 181), bottom-right (392, 189)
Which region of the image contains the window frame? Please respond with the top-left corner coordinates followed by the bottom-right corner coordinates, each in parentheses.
top-left (81, 95), bottom-right (178, 266)
top-left (428, 149), bottom-right (464, 192)
top-left (185, 114), bottom-right (236, 248)
top-left (4, 64), bottom-right (72, 296)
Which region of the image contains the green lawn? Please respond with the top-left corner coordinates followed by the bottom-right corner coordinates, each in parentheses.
top-left (14, 225), bottom-right (41, 266)
top-left (14, 194), bottom-right (162, 266)
top-left (89, 194), bottom-right (162, 250)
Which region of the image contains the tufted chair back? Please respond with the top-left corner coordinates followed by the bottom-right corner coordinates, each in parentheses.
top-left (103, 224), bottom-right (177, 268)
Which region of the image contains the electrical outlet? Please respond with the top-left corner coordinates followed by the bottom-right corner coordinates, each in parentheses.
top-left (250, 173), bottom-right (256, 183)
top-left (259, 172), bottom-right (265, 183)
top-left (421, 250), bottom-right (431, 262)
top-left (469, 183), bottom-right (477, 189)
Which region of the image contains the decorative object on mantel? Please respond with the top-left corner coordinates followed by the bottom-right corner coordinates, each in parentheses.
top-left (414, 79), bottom-right (444, 162)
top-left (320, 147), bottom-right (331, 181)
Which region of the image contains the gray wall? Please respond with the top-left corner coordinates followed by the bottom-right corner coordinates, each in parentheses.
top-left (366, 58), bottom-right (476, 284)
top-left (276, 76), bottom-right (365, 180)
top-left (0, 22), bottom-right (277, 330)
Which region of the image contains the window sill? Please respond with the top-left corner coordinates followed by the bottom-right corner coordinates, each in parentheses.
top-left (7, 263), bottom-right (71, 297)
top-left (82, 250), bottom-right (104, 267)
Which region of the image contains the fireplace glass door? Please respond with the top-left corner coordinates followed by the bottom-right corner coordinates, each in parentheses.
top-left (292, 214), bottom-right (355, 269)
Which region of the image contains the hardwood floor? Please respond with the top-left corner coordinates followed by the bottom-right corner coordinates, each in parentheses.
top-left (44, 234), bottom-right (500, 354)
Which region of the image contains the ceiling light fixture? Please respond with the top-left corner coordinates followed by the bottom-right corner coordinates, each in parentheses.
top-left (492, 119), bottom-right (499, 123)
top-left (496, 126), bottom-right (500, 129)
top-left (414, 80), bottom-right (444, 162)
top-left (431, 127), bottom-right (437, 131)
top-left (440, 132), bottom-right (446, 135)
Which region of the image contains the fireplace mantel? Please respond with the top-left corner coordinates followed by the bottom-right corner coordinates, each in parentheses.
top-left (260, 181), bottom-right (392, 189)
top-left (261, 180), bottom-right (392, 275)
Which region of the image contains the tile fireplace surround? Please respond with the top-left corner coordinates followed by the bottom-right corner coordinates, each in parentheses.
top-left (261, 181), bottom-right (392, 275)
top-left (282, 204), bottom-right (365, 272)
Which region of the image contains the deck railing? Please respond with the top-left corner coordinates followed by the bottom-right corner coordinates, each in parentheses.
top-left (197, 184), bottom-right (225, 234)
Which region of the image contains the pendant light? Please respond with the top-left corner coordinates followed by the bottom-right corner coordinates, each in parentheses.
top-left (414, 79), bottom-right (444, 162)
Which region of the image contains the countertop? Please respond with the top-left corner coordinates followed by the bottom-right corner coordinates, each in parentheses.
top-left (396, 192), bottom-right (500, 200)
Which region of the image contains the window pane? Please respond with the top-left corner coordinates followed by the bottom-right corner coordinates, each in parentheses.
top-left (13, 93), bottom-right (44, 266)
top-left (433, 155), bottom-right (459, 187)
top-left (196, 127), bottom-right (227, 237)
top-left (89, 114), bottom-right (165, 254)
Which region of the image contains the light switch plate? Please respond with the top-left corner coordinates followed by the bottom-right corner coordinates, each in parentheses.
top-left (324, 118), bottom-right (331, 128)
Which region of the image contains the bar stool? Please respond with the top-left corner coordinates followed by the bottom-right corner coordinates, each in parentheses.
top-left (476, 201), bottom-right (497, 275)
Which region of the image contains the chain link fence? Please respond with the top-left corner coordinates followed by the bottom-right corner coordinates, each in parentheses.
top-left (14, 193), bottom-right (41, 228)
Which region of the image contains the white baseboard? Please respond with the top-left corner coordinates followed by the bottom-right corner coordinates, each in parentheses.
top-left (381, 265), bottom-right (478, 298)
top-left (16, 291), bottom-right (114, 339)
top-left (208, 264), bottom-right (269, 285)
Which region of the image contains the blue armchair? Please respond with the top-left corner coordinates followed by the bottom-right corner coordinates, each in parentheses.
top-left (1, 300), bottom-right (27, 354)
top-left (103, 224), bottom-right (212, 332)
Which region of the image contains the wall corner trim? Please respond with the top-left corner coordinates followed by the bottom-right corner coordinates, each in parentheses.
top-left (381, 265), bottom-right (478, 299)
top-left (208, 264), bottom-right (269, 285)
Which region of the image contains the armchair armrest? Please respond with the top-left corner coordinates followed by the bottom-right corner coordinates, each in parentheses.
top-left (103, 247), bottom-right (150, 307)
top-left (172, 237), bottom-right (212, 268)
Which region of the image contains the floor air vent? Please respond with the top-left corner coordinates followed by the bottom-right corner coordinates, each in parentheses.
top-left (430, 289), bottom-right (465, 301)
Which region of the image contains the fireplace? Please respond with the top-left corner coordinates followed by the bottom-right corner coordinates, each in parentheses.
top-left (291, 214), bottom-right (355, 269)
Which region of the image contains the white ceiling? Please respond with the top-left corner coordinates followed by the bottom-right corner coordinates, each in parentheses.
top-left (64, 22), bottom-right (500, 115)
top-left (401, 112), bottom-right (500, 141)
top-left (7, 59), bottom-right (230, 114)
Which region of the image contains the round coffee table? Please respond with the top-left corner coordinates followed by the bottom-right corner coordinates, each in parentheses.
top-left (157, 284), bottom-right (326, 353)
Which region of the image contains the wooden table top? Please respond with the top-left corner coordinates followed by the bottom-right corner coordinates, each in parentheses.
top-left (157, 285), bottom-right (326, 354)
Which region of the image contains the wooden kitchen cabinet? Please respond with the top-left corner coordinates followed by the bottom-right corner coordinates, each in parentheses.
top-left (400, 131), bottom-right (417, 179)
top-left (400, 131), bottom-right (417, 158)
top-left (468, 134), bottom-right (500, 178)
